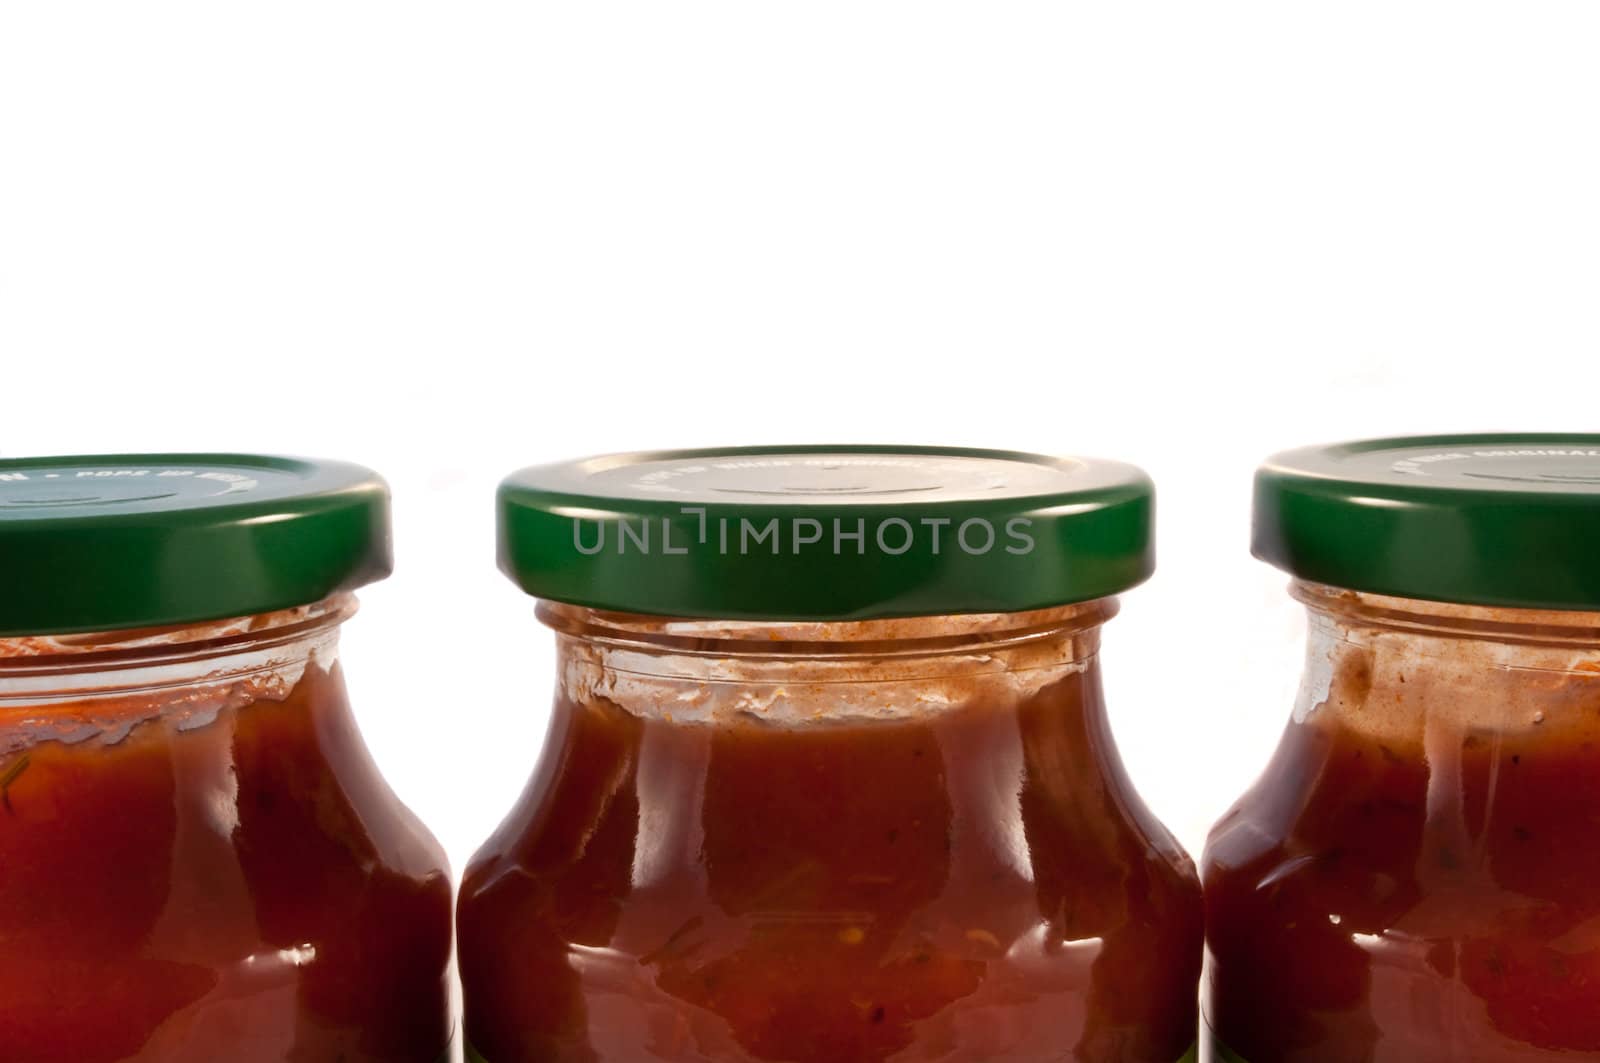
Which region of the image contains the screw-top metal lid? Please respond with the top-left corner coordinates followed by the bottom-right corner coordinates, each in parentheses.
top-left (499, 445), bottom-right (1154, 620)
top-left (1255, 434), bottom-right (1600, 609)
top-left (0, 454), bottom-right (391, 636)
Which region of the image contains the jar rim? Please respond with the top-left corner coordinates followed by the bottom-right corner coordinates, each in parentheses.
top-left (537, 599), bottom-right (1118, 658)
top-left (1293, 580), bottom-right (1600, 647)
top-left (0, 594), bottom-right (356, 674)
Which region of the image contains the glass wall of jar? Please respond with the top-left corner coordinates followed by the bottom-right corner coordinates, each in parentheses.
top-left (1204, 435), bottom-right (1600, 1062)
top-left (460, 446), bottom-right (1202, 1063)
top-left (0, 455), bottom-right (453, 1063)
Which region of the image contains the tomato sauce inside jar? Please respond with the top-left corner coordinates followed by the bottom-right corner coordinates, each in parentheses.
top-left (462, 446), bottom-right (1200, 1062)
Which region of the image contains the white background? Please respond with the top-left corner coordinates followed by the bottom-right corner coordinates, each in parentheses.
top-left (3, 2), bottom-right (1599, 876)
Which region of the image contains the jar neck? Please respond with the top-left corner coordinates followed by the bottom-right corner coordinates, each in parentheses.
top-left (538, 600), bottom-right (1114, 725)
top-left (1293, 580), bottom-right (1600, 744)
top-left (0, 595), bottom-right (353, 711)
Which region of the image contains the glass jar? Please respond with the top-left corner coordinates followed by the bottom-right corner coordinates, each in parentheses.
top-left (461, 446), bottom-right (1202, 1062)
top-left (0, 456), bottom-right (454, 1063)
top-left (1204, 435), bottom-right (1600, 1061)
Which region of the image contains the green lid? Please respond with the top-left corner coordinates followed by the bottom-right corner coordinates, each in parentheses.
top-left (1255, 434), bottom-right (1600, 609)
top-left (0, 455), bottom-right (391, 636)
top-left (498, 446), bottom-right (1153, 620)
